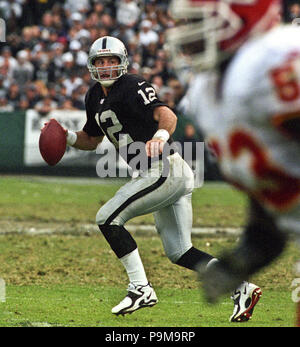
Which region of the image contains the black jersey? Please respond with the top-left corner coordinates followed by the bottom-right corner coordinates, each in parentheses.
top-left (83, 73), bottom-right (173, 168)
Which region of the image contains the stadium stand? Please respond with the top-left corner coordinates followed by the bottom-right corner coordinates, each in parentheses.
top-left (0, 0), bottom-right (180, 112)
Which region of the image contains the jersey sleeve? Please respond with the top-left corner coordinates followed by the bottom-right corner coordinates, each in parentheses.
top-left (82, 87), bottom-right (104, 137)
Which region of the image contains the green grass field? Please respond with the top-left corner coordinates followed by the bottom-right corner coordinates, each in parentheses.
top-left (0, 176), bottom-right (298, 327)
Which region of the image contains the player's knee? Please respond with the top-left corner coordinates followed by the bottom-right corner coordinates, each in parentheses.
top-left (162, 242), bottom-right (194, 265)
top-left (165, 249), bottom-right (184, 264)
top-left (95, 203), bottom-right (111, 225)
top-left (95, 209), bottom-right (108, 226)
top-left (95, 206), bottom-right (121, 226)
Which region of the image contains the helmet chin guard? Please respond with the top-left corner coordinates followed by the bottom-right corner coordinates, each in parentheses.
top-left (87, 36), bottom-right (129, 86)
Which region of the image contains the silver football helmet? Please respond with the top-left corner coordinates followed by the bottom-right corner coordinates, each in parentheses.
top-left (87, 36), bottom-right (129, 87)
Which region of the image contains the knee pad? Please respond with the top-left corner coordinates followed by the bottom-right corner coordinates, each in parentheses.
top-left (98, 224), bottom-right (137, 259)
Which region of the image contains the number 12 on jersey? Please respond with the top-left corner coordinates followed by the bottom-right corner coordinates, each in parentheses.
top-left (96, 110), bottom-right (134, 148)
top-left (138, 87), bottom-right (157, 105)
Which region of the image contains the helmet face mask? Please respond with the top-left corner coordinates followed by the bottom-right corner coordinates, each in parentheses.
top-left (167, 14), bottom-right (219, 73)
top-left (167, 0), bottom-right (281, 74)
top-left (87, 36), bottom-right (129, 87)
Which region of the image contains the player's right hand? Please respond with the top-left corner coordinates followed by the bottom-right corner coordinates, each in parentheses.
top-left (145, 138), bottom-right (165, 157)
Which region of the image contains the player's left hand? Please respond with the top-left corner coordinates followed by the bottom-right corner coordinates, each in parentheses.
top-left (41, 120), bottom-right (68, 136)
top-left (145, 139), bottom-right (165, 157)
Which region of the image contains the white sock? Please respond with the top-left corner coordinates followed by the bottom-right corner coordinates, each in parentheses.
top-left (120, 248), bottom-right (148, 287)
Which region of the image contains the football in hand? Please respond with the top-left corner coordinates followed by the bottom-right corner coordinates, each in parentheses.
top-left (39, 118), bottom-right (67, 166)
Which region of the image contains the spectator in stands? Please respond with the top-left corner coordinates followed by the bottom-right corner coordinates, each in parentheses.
top-left (51, 42), bottom-right (65, 70)
top-left (47, 83), bottom-right (65, 105)
top-left (39, 11), bottom-right (55, 41)
top-left (60, 52), bottom-right (75, 79)
top-left (0, 0), bottom-right (22, 21)
top-left (151, 74), bottom-right (164, 94)
top-left (0, 0), bottom-right (23, 34)
top-left (58, 97), bottom-right (77, 110)
top-left (58, 84), bottom-right (68, 103)
top-left (159, 86), bottom-right (175, 110)
top-left (99, 12), bottom-right (116, 32)
top-left (64, 0), bottom-right (91, 16)
top-left (24, 84), bottom-right (41, 109)
top-left (0, 90), bottom-right (13, 112)
top-left (12, 50), bottom-right (34, 87)
top-left (116, 0), bottom-right (141, 29)
top-left (81, 69), bottom-right (94, 88)
top-left (142, 0), bottom-right (157, 21)
top-left (1, 0), bottom-right (179, 114)
top-left (151, 54), bottom-right (170, 82)
top-left (178, 123), bottom-right (199, 163)
top-left (142, 41), bottom-right (158, 68)
top-left (138, 19), bottom-right (159, 47)
top-left (127, 35), bottom-right (141, 60)
top-left (62, 68), bottom-right (83, 97)
top-left (6, 82), bottom-right (21, 110)
top-left (287, 2), bottom-right (300, 22)
top-left (18, 26), bottom-right (38, 51)
top-left (32, 51), bottom-right (55, 84)
top-left (0, 74), bottom-right (6, 95)
top-left (181, 123), bottom-right (198, 142)
top-left (92, 1), bottom-right (105, 18)
top-left (34, 95), bottom-right (58, 116)
top-left (70, 86), bottom-right (86, 110)
top-left (167, 77), bottom-right (185, 105)
top-left (18, 95), bottom-right (30, 111)
top-left (141, 66), bottom-right (153, 82)
top-left (69, 40), bottom-right (88, 67)
top-left (68, 12), bottom-right (90, 42)
top-left (111, 24), bottom-right (136, 47)
top-left (0, 47), bottom-right (18, 80)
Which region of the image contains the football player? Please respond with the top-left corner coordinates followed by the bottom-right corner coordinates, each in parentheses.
top-left (62, 35), bottom-right (259, 321)
top-left (168, 0), bottom-right (300, 324)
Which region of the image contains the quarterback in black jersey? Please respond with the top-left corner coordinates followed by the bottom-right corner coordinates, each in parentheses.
top-left (83, 72), bottom-right (174, 169)
top-left (63, 36), bottom-right (218, 317)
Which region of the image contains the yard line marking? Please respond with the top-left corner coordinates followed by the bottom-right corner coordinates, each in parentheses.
top-left (0, 223), bottom-right (242, 236)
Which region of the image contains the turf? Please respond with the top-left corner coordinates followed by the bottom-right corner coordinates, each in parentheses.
top-left (0, 176), bottom-right (298, 327)
top-left (0, 285), bottom-right (296, 327)
top-left (0, 176), bottom-right (246, 226)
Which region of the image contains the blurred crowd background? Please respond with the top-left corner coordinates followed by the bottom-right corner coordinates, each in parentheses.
top-left (0, 0), bottom-right (184, 115)
top-left (0, 0), bottom-right (299, 134)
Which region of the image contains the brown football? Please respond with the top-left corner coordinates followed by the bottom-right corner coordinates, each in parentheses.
top-left (39, 119), bottom-right (67, 166)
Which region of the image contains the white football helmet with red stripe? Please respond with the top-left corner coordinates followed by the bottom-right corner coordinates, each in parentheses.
top-left (167, 0), bottom-right (281, 72)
